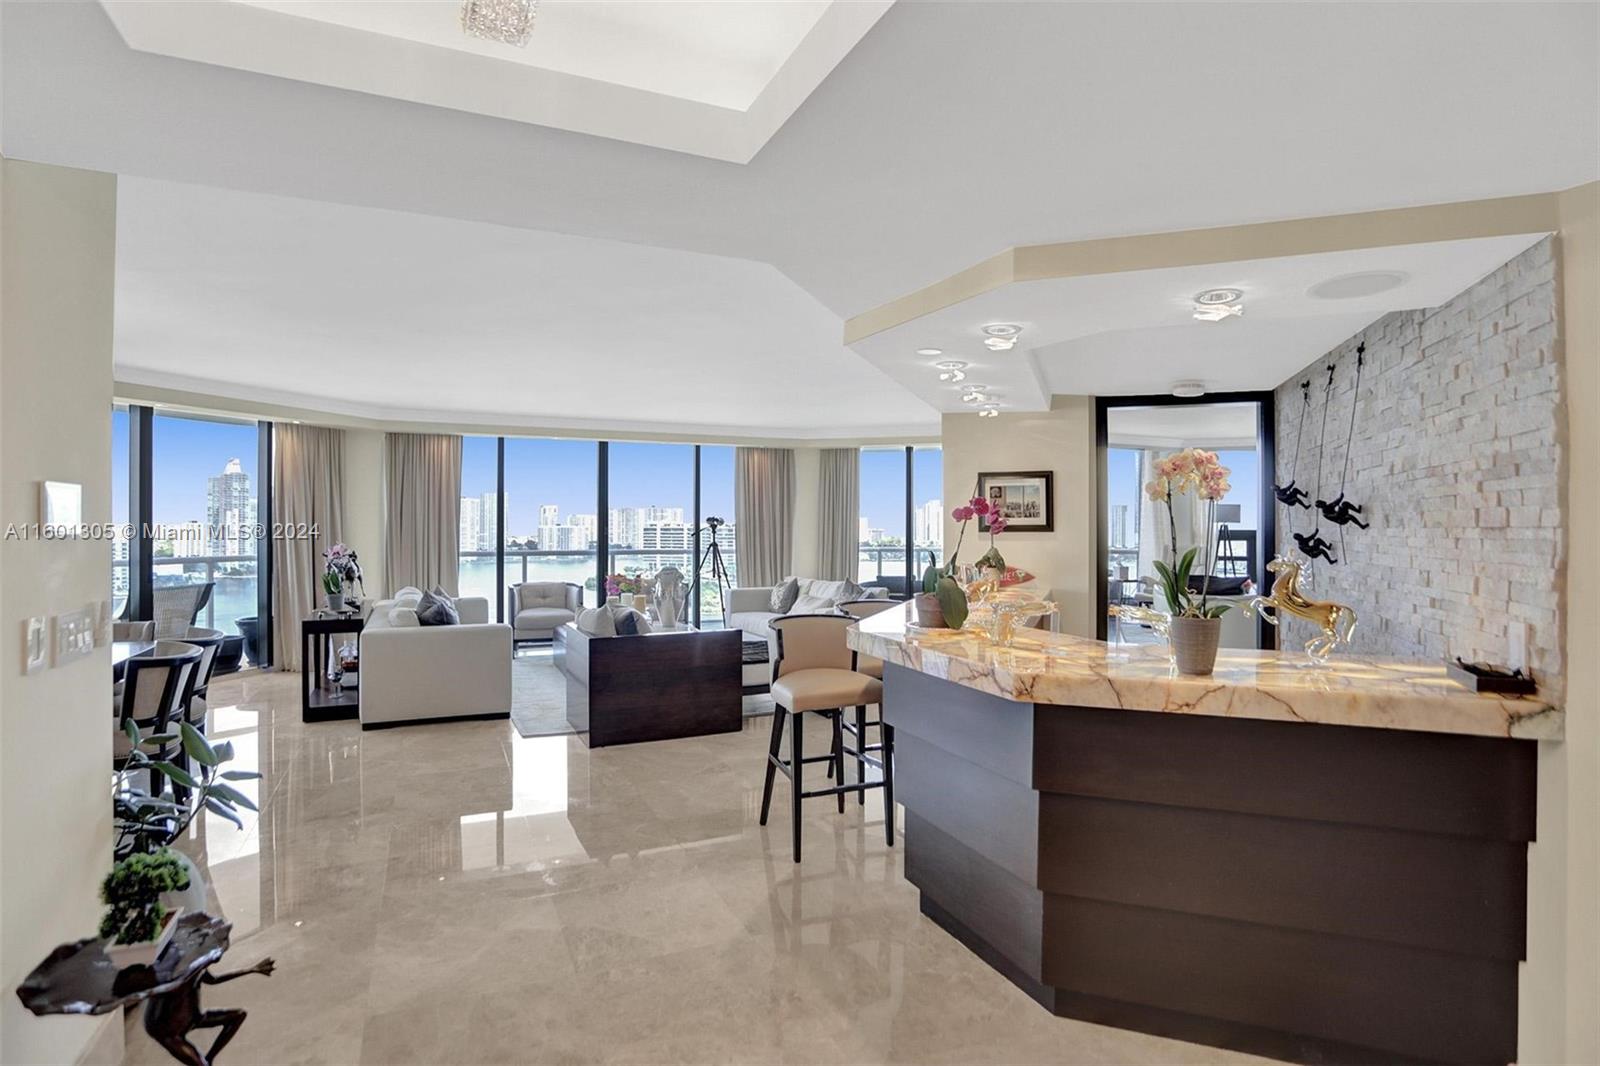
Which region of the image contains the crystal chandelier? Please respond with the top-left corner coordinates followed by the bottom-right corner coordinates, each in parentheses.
top-left (460, 0), bottom-right (538, 47)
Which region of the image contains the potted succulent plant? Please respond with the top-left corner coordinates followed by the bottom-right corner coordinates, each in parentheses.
top-left (99, 849), bottom-right (190, 968)
top-left (915, 491), bottom-right (1007, 629)
top-left (1145, 449), bottom-right (1233, 675)
top-left (321, 570), bottom-right (344, 612)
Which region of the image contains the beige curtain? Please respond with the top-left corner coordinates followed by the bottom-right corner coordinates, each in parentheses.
top-left (815, 448), bottom-right (859, 583)
top-left (734, 447), bottom-right (794, 587)
top-left (272, 424), bottom-right (345, 671)
top-left (385, 432), bottom-right (462, 596)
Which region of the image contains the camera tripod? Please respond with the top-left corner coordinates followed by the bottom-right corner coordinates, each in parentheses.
top-left (696, 518), bottom-right (733, 616)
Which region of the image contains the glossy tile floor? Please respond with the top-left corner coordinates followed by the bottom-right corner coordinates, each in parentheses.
top-left (124, 666), bottom-right (1273, 1065)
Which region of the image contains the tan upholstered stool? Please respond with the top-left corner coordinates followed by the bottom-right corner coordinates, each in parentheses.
top-left (759, 614), bottom-right (895, 862)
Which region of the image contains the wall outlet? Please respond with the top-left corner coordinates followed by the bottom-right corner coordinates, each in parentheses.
top-left (22, 617), bottom-right (47, 674)
top-left (53, 608), bottom-right (96, 667)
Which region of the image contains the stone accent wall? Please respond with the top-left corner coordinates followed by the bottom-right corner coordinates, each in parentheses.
top-left (1273, 237), bottom-right (1565, 698)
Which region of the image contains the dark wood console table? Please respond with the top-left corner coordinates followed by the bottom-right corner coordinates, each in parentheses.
top-left (300, 614), bottom-right (362, 722)
top-left (554, 622), bottom-right (741, 746)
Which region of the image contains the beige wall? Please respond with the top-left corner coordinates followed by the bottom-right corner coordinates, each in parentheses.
top-left (342, 428), bottom-right (387, 600)
top-left (1, 159), bottom-right (123, 1065)
top-left (940, 398), bottom-right (1097, 637)
top-left (1523, 181), bottom-right (1600, 1065)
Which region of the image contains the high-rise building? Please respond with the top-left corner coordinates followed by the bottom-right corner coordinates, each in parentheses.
top-left (173, 519), bottom-right (208, 559)
top-left (858, 517), bottom-right (871, 544)
top-left (915, 499), bottom-right (943, 547)
top-left (205, 457), bottom-right (255, 556)
top-left (567, 514), bottom-right (597, 547)
top-left (460, 496), bottom-right (483, 552)
top-left (1111, 504), bottom-right (1129, 548)
top-left (537, 524), bottom-right (588, 551)
top-left (539, 503), bottom-right (560, 527)
top-left (609, 507), bottom-right (641, 548)
top-left (480, 492), bottom-right (500, 551)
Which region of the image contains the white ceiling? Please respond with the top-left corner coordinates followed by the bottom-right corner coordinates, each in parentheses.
top-left (112, 178), bottom-right (937, 438)
top-left (99, 0), bottom-right (888, 162)
top-left (847, 234), bottom-right (1550, 411)
top-left (3, 2), bottom-right (1596, 435)
top-left (237, 1), bottom-right (830, 110)
top-left (1107, 403), bottom-right (1259, 451)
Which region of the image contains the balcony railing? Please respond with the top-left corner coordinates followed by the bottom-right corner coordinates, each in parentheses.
top-left (114, 555), bottom-right (259, 634)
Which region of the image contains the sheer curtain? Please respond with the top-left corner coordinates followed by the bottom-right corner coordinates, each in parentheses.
top-left (272, 424), bottom-right (345, 671)
top-left (815, 448), bottom-right (859, 583)
top-left (384, 433), bottom-right (462, 596)
top-left (734, 447), bottom-right (794, 587)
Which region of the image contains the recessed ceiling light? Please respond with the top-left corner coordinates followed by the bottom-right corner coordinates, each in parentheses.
top-left (1193, 288), bottom-right (1243, 306)
top-left (981, 324), bottom-right (1022, 337)
top-left (961, 390), bottom-right (990, 404)
top-left (933, 360), bottom-right (968, 371)
top-left (938, 369), bottom-right (967, 383)
top-left (1172, 381), bottom-right (1206, 398)
top-left (916, 347), bottom-right (944, 356)
top-left (1307, 271), bottom-right (1409, 300)
top-left (977, 408), bottom-right (1000, 418)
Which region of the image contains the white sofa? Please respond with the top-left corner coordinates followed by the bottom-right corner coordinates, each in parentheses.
top-left (360, 594), bottom-right (512, 727)
top-left (723, 580), bottom-right (889, 688)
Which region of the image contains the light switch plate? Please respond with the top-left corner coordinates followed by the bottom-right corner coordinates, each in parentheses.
top-left (53, 608), bottom-right (95, 667)
top-left (23, 617), bottom-right (47, 674)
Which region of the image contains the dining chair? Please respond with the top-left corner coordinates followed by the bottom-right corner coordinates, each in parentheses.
top-left (759, 614), bottom-right (894, 863)
top-left (177, 628), bottom-right (227, 733)
top-left (113, 620), bottom-right (155, 642)
top-left (151, 583), bottom-right (215, 640)
top-left (113, 641), bottom-right (203, 798)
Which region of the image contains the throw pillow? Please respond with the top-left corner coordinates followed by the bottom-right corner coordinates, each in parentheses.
top-left (415, 589), bottom-right (460, 626)
top-left (768, 577), bottom-right (800, 614)
top-left (789, 593), bottom-right (837, 615)
top-left (386, 606), bottom-right (420, 627)
top-left (608, 605), bottom-right (653, 635)
top-left (576, 606), bottom-right (616, 637)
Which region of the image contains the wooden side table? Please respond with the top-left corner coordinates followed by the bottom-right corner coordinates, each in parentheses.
top-left (301, 614), bottom-right (363, 722)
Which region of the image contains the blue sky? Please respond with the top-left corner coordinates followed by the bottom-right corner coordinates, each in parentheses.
top-left (113, 410), bottom-right (260, 525)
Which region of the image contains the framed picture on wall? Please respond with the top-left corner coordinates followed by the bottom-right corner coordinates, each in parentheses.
top-left (976, 471), bottom-right (1053, 532)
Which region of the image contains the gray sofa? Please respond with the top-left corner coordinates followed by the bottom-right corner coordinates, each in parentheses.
top-left (508, 581), bottom-right (583, 643)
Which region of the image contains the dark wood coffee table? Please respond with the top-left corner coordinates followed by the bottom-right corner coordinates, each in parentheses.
top-left (554, 622), bottom-right (741, 746)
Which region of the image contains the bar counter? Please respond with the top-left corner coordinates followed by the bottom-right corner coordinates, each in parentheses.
top-left (848, 605), bottom-right (1560, 1064)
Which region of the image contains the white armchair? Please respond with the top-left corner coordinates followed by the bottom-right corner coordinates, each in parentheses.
top-left (508, 582), bottom-right (584, 643)
top-left (360, 596), bottom-right (511, 727)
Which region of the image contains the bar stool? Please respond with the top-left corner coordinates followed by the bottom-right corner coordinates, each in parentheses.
top-left (759, 614), bottom-right (894, 862)
top-left (838, 599), bottom-right (898, 806)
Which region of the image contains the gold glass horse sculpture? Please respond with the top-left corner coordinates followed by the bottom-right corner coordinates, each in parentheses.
top-left (1245, 556), bottom-right (1357, 663)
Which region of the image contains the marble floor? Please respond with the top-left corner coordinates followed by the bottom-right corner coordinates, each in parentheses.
top-left (123, 668), bottom-right (1274, 1065)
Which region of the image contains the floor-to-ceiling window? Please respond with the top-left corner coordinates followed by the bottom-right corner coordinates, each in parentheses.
top-left (911, 445), bottom-right (943, 579)
top-left (150, 412), bottom-right (262, 640)
top-left (607, 442), bottom-right (695, 605)
top-left (111, 405), bottom-right (130, 614)
top-left (457, 435), bottom-right (500, 603)
top-left (697, 445), bottom-right (737, 625)
top-left (1106, 446), bottom-right (1143, 584)
top-left (504, 437), bottom-right (600, 605)
top-left (859, 446), bottom-right (910, 588)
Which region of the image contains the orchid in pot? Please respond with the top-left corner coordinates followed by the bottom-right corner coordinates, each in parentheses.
top-left (321, 543), bottom-right (364, 609)
top-left (914, 492), bottom-right (1008, 629)
top-left (1144, 448), bottom-right (1233, 675)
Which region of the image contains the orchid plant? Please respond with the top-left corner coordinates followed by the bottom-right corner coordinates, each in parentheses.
top-left (919, 489), bottom-right (1010, 627)
top-left (1144, 448), bottom-right (1233, 619)
top-left (322, 543), bottom-right (364, 593)
top-left (604, 573), bottom-right (640, 598)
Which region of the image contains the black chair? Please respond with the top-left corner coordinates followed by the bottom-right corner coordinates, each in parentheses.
top-left (759, 615), bottom-right (895, 862)
top-left (113, 641), bottom-right (203, 798)
top-left (177, 628), bottom-right (228, 732)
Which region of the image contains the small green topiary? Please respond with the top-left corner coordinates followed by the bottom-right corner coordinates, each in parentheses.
top-left (99, 849), bottom-right (190, 945)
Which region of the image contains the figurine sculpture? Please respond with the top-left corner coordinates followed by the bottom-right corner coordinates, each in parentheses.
top-left (1245, 555), bottom-right (1357, 663)
top-left (654, 566), bottom-right (686, 629)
